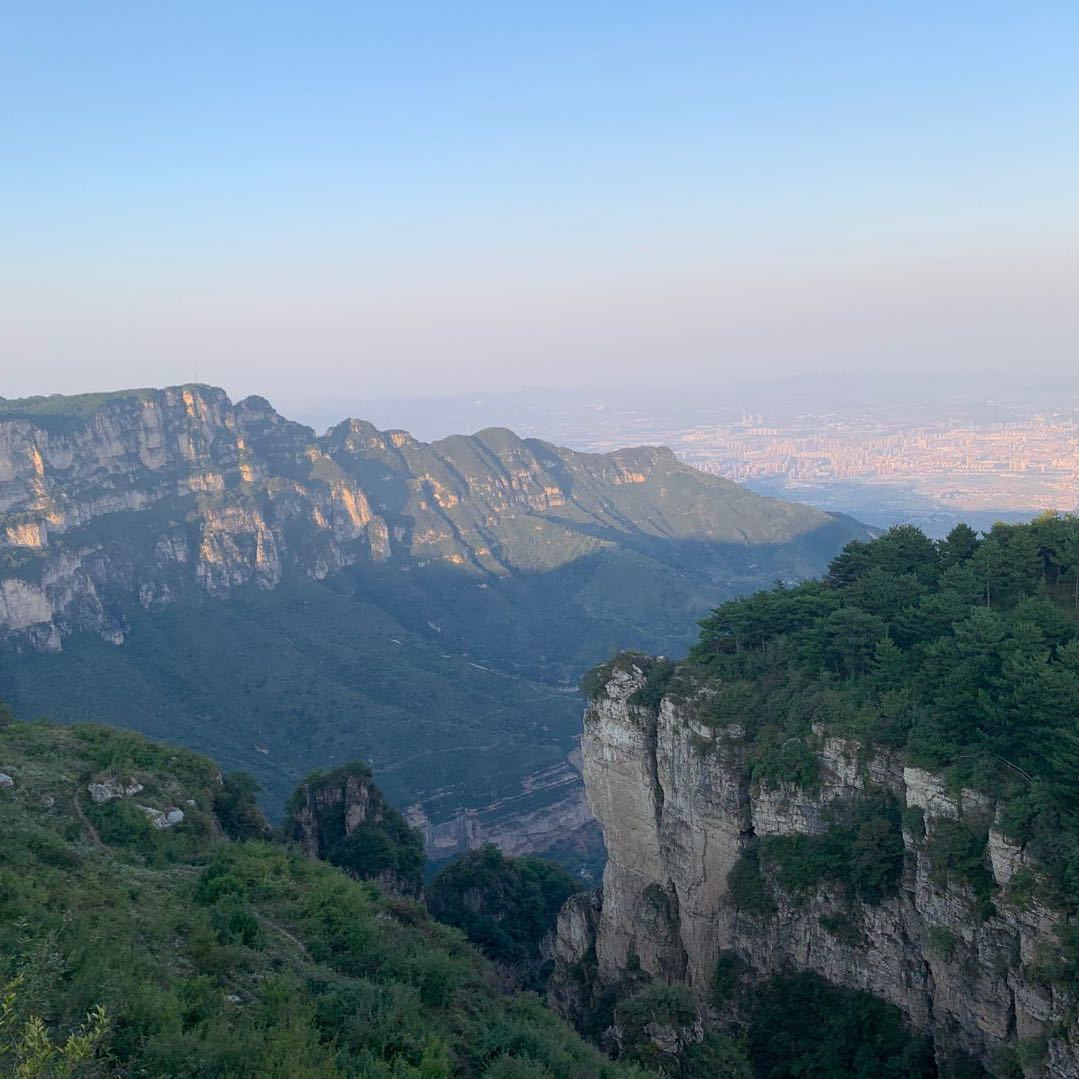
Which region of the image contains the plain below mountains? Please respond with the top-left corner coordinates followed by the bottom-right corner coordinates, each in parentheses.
top-left (0, 385), bottom-right (872, 867)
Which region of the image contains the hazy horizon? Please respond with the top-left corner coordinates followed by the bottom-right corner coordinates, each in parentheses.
top-left (10, 369), bottom-right (1079, 442)
top-left (4, 4), bottom-right (1078, 407)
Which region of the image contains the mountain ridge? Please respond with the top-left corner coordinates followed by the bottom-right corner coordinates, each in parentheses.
top-left (0, 384), bottom-right (873, 864)
top-left (0, 384), bottom-right (866, 647)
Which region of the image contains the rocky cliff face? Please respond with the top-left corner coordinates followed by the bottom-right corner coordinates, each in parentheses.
top-left (287, 768), bottom-right (380, 861)
top-left (285, 763), bottom-right (424, 896)
top-left (0, 387), bottom-right (387, 649)
top-left (0, 384), bottom-right (868, 652)
top-left (553, 660), bottom-right (1079, 1076)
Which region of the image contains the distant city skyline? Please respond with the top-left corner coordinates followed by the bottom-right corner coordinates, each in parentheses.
top-left (4, 4), bottom-right (1078, 405)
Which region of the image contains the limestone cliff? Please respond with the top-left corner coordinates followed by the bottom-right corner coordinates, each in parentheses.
top-left (0, 384), bottom-right (869, 651)
top-left (0, 387), bottom-right (387, 649)
top-left (285, 763), bottom-right (425, 896)
top-left (552, 659), bottom-right (1079, 1076)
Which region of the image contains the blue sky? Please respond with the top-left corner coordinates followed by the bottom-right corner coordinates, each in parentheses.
top-left (2, 3), bottom-right (1077, 413)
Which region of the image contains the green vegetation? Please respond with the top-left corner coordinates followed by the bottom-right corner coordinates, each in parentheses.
top-left (709, 960), bottom-right (972, 1079)
top-left (763, 793), bottom-right (904, 904)
top-left (818, 913), bottom-right (865, 947)
top-left (1, 979), bottom-right (110, 1078)
top-left (928, 926), bottom-right (959, 961)
top-left (427, 844), bottom-right (582, 990)
top-left (688, 518), bottom-right (1079, 914)
top-left (727, 794), bottom-right (903, 916)
top-left (214, 772), bottom-right (271, 842)
top-left (581, 653), bottom-right (680, 716)
top-left (727, 845), bottom-right (776, 918)
top-left (613, 985), bottom-right (750, 1078)
top-left (628, 659), bottom-right (678, 712)
top-left (746, 972), bottom-right (936, 1078)
top-left (0, 389), bottom-right (155, 434)
top-left (709, 951), bottom-right (749, 1007)
top-left (284, 763), bottom-right (426, 895)
top-left (0, 721), bottom-right (642, 1077)
top-left (925, 820), bottom-right (995, 918)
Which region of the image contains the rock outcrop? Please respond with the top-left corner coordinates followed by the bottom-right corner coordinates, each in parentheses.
top-left (139, 804), bottom-right (185, 829)
top-left (285, 763), bottom-right (425, 896)
top-left (0, 384), bottom-right (870, 652)
top-left (287, 766), bottom-right (382, 862)
top-left (88, 776), bottom-right (144, 803)
top-left (553, 660), bottom-right (1079, 1076)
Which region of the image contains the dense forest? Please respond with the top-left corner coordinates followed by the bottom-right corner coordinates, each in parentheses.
top-left (683, 515), bottom-right (1079, 940)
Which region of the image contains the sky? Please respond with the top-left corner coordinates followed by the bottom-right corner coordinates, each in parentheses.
top-left (2, 2), bottom-right (1078, 418)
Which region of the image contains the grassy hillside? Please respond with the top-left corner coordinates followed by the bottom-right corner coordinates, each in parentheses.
top-left (0, 721), bottom-right (643, 1077)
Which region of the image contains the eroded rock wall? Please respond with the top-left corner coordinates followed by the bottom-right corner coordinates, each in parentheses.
top-left (0, 387), bottom-right (387, 649)
top-left (558, 661), bottom-right (1079, 1076)
top-left (0, 384), bottom-right (871, 651)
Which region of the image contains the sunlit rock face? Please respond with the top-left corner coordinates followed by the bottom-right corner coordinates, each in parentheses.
top-left (0, 384), bottom-right (870, 651)
top-left (553, 660), bottom-right (1079, 1076)
top-left (0, 387), bottom-right (407, 648)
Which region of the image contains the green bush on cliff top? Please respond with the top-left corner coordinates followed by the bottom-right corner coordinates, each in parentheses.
top-left (688, 518), bottom-right (1079, 913)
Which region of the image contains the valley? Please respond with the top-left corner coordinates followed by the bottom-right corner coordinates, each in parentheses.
top-left (0, 385), bottom-right (871, 870)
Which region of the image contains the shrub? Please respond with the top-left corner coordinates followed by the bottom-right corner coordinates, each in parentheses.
top-left (630, 659), bottom-right (677, 711)
top-left (927, 820), bottom-right (995, 916)
top-left (751, 730), bottom-right (821, 792)
top-left (427, 844), bottom-right (581, 990)
top-left (757, 793), bottom-right (904, 906)
top-left (727, 848), bottom-right (775, 918)
top-left (819, 913), bottom-right (864, 947)
top-left (682, 1034), bottom-right (752, 1078)
top-left (213, 772), bottom-right (269, 841)
top-left (902, 804), bottom-right (926, 841)
top-left (928, 926), bottom-right (958, 961)
top-left (748, 972), bottom-right (935, 1078)
top-left (710, 951), bottom-right (748, 1007)
top-left (615, 984), bottom-right (699, 1072)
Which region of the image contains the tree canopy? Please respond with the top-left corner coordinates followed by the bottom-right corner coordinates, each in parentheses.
top-left (688, 515), bottom-right (1079, 910)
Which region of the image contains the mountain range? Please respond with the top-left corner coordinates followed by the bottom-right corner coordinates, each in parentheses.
top-left (0, 385), bottom-right (872, 866)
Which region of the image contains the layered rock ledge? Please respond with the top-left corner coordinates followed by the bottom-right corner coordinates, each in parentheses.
top-left (551, 660), bottom-right (1079, 1076)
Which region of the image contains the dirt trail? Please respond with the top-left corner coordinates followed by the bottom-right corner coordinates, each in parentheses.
top-left (71, 792), bottom-right (110, 854)
top-left (256, 914), bottom-right (312, 962)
